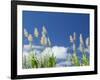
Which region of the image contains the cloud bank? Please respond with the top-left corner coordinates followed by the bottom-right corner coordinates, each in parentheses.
top-left (23, 45), bottom-right (68, 60)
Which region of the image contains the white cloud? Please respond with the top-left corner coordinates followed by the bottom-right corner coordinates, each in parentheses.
top-left (41, 46), bottom-right (68, 59)
top-left (23, 44), bottom-right (44, 51)
top-left (52, 46), bottom-right (68, 59)
top-left (41, 47), bottom-right (52, 57)
top-left (23, 45), bottom-right (72, 67)
top-left (24, 45), bottom-right (44, 49)
top-left (23, 45), bottom-right (68, 60)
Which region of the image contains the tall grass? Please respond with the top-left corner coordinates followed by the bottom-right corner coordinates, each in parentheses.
top-left (68, 33), bottom-right (89, 66)
top-left (69, 33), bottom-right (80, 66)
top-left (25, 50), bottom-right (56, 68)
top-left (39, 53), bottom-right (56, 68)
top-left (23, 26), bottom-right (56, 68)
top-left (23, 27), bottom-right (89, 68)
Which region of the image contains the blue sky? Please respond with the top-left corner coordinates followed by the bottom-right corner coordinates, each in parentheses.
top-left (23, 11), bottom-right (89, 47)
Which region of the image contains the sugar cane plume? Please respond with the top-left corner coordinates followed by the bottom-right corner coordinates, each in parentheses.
top-left (42, 31), bottom-right (45, 37)
top-left (69, 32), bottom-right (76, 51)
top-left (73, 32), bottom-right (76, 41)
top-left (40, 36), bottom-right (44, 45)
top-left (79, 43), bottom-right (83, 52)
top-left (80, 34), bottom-right (84, 45)
top-left (73, 43), bottom-right (76, 51)
top-left (28, 34), bottom-right (33, 42)
top-left (70, 35), bottom-right (74, 43)
top-left (79, 34), bottom-right (84, 52)
top-left (34, 27), bottom-right (39, 38)
top-left (42, 26), bottom-right (47, 35)
top-left (86, 37), bottom-right (90, 49)
top-left (73, 32), bottom-right (76, 51)
top-left (40, 36), bottom-right (47, 46)
top-left (44, 36), bottom-right (47, 46)
top-left (24, 28), bottom-right (28, 38)
top-left (47, 37), bottom-right (51, 47)
top-left (40, 31), bottom-right (47, 46)
top-left (40, 26), bottom-right (48, 46)
top-left (28, 34), bottom-right (33, 49)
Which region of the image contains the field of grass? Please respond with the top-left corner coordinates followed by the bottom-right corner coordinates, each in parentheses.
top-left (23, 27), bottom-right (89, 69)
